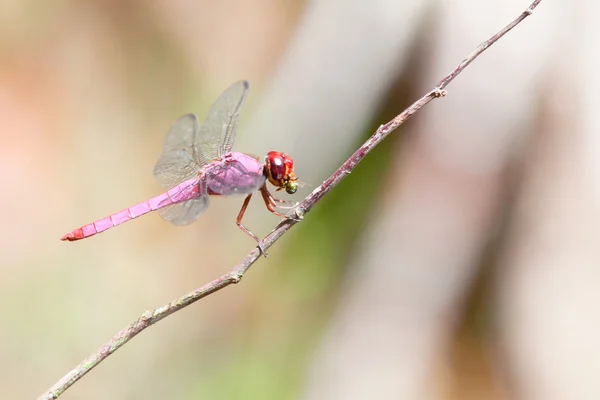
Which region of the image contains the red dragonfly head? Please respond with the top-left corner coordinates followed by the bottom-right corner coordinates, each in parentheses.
top-left (264, 151), bottom-right (298, 194)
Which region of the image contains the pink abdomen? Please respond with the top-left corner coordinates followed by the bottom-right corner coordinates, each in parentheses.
top-left (61, 179), bottom-right (200, 241)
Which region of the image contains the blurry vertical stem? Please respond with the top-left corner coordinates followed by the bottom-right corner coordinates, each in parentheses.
top-left (37, 1), bottom-right (543, 399)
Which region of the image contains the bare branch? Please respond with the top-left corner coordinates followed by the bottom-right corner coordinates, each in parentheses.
top-left (37, 1), bottom-right (543, 398)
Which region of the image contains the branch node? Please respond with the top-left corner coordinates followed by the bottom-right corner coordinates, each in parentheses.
top-left (294, 206), bottom-right (305, 220)
top-left (140, 310), bottom-right (153, 321)
top-left (285, 206), bottom-right (304, 221)
top-left (432, 87), bottom-right (447, 98)
top-left (375, 124), bottom-right (387, 136)
top-left (525, 7), bottom-right (534, 15)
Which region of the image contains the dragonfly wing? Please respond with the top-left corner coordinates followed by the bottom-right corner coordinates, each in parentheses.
top-left (158, 195), bottom-right (210, 226)
top-left (197, 81), bottom-right (249, 161)
top-left (154, 114), bottom-right (205, 188)
top-left (162, 113), bottom-right (208, 164)
top-left (206, 160), bottom-right (266, 196)
top-left (154, 149), bottom-right (200, 188)
top-left (154, 82), bottom-right (248, 189)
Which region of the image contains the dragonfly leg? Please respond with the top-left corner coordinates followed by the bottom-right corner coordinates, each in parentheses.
top-left (270, 196), bottom-right (298, 209)
top-left (271, 197), bottom-right (295, 205)
top-left (236, 194), bottom-right (268, 257)
top-left (260, 185), bottom-right (302, 221)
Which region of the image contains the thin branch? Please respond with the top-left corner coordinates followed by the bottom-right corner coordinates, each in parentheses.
top-left (37, 1), bottom-right (542, 399)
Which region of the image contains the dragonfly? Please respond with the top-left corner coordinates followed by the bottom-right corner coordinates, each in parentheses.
top-left (61, 80), bottom-right (299, 252)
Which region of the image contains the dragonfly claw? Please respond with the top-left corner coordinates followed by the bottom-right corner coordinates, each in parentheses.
top-left (273, 198), bottom-right (294, 204)
top-left (275, 203), bottom-right (298, 210)
top-left (257, 241), bottom-right (269, 258)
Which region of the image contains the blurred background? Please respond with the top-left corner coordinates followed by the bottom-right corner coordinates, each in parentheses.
top-left (0, 0), bottom-right (594, 399)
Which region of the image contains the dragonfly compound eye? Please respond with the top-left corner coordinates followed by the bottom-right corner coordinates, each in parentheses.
top-left (269, 154), bottom-right (287, 181)
top-left (266, 151), bottom-right (296, 190)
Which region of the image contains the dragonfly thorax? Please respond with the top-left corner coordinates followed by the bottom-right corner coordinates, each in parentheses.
top-left (264, 151), bottom-right (298, 194)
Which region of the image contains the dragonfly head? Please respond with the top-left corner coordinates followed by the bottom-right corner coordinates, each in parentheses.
top-left (265, 151), bottom-right (298, 195)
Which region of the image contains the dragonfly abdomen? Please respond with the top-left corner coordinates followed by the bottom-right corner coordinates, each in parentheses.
top-left (60, 179), bottom-right (202, 241)
top-left (60, 201), bottom-right (160, 241)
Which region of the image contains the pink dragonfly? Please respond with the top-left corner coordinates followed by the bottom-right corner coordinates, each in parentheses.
top-left (61, 81), bottom-right (299, 251)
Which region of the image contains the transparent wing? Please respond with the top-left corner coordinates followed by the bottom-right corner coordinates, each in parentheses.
top-left (154, 114), bottom-right (204, 188)
top-left (154, 81), bottom-right (248, 189)
top-left (197, 80), bottom-right (249, 162)
top-left (156, 176), bottom-right (208, 225)
top-left (158, 195), bottom-right (210, 226)
top-left (153, 150), bottom-right (202, 188)
top-left (206, 160), bottom-right (266, 196)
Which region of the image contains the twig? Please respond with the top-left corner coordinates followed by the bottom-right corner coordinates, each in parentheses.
top-left (37, 1), bottom-right (542, 398)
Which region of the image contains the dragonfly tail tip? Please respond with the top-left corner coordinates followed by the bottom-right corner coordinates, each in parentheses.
top-left (60, 229), bottom-right (82, 241)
